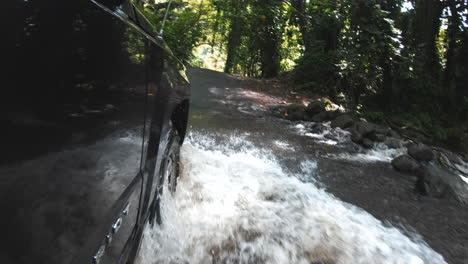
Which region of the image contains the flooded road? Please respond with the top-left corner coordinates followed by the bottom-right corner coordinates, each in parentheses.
top-left (136, 68), bottom-right (452, 264)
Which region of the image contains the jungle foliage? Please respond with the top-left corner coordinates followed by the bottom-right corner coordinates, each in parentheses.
top-left (139, 0), bottom-right (468, 150)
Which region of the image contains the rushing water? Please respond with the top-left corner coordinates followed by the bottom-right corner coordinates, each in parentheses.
top-left (136, 131), bottom-right (446, 264)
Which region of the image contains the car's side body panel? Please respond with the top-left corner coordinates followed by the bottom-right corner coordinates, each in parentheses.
top-left (0, 0), bottom-right (190, 263)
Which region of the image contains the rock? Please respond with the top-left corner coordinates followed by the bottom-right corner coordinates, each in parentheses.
top-left (362, 138), bottom-right (374, 149)
top-left (269, 105), bottom-right (287, 118)
top-left (312, 110), bottom-right (339, 122)
top-left (354, 121), bottom-right (376, 137)
top-left (392, 155), bottom-right (419, 172)
top-left (303, 113), bottom-right (315, 122)
top-left (312, 111), bottom-right (328, 122)
top-left (375, 126), bottom-right (390, 136)
top-left (288, 112), bottom-right (304, 121)
top-left (310, 123), bottom-right (327, 134)
top-left (415, 164), bottom-right (468, 203)
top-left (305, 101), bottom-right (324, 116)
top-left (351, 130), bottom-right (362, 144)
top-left (324, 133), bottom-right (338, 141)
top-left (331, 114), bottom-right (354, 129)
top-left (327, 110), bottom-right (340, 120)
top-left (285, 104), bottom-right (306, 121)
top-left (408, 143), bottom-right (435, 162)
top-left (311, 112), bottom-right (328, 122)
top-left (386, 129), bottom-right (400, 139)
top-left (367, 132), bottom-right (386, 142)
top-left (440, 150), bottom-right (463, 166)
top-left (384, 137), bottom-right (403, 149)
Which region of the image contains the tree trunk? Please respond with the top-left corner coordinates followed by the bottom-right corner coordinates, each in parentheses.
top-left (413, 0), bottom-right (444, 89)
top-left (291, 0), bottom-right (311, 52)
top-left (210, 2), bottom-right (222, 53)
top-left (259, 0), bottom-right (282, 78)
top-left (224, 0), bottom-right (243, 74)
top-left (444, 0), bottom-right (461, 115)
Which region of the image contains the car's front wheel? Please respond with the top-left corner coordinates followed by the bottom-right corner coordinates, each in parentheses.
top-left (152, 129), bottom-right (181, 226)
top-left (132, 128), bottom-right (181, 264)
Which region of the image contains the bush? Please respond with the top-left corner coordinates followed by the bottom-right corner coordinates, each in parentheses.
top-left (361, 111), bottom-right (386, 123)
top-left (293, 45), bottom-right (339, 96)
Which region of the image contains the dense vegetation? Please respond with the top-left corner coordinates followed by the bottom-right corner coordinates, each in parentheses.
top-left (138, 0), bottom-right (468, 151)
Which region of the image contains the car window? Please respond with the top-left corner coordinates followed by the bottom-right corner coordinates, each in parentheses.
top-left (131, 0), bottom-right (167, 35)
top-left (131, 0), bottom-right (172, 36)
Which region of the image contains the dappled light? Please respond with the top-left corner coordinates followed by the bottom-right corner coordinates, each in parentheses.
top-left (4, 0), bottom-right (468, 263)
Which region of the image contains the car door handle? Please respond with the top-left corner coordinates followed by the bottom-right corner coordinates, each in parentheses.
top-left (92, 202), bottom-right (130, 263)
top-left (92, 245), bottom-right (106, 264)
top-left (112, 217), bottom-right (123, 234)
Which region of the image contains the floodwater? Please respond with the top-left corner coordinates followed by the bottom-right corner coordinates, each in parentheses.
top-left (136, 68), bottom-right (451, 264)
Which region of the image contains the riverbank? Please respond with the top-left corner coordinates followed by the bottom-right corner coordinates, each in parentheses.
top-left (233, 74), bottom-right (468, 158)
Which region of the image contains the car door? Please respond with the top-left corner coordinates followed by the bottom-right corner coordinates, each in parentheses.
top-left (0, 0), bottom-right (148, 263)
top-left (128, 1), bottom-right (191, 223)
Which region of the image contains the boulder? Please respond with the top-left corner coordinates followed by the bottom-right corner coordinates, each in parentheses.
top-left (375, 127), bottom-right (391, 137)
top-left (440, 150), bottom-right (463, 166)
top-left (303, 113), bottom-right (315, 122)
top-left (362, 138), bottom-right (374, 149)
top-left (351, 130), bottom-right (362, 144)
top-left (392, 155), bottom-right (419, 173)
top-left (367, 132), bottom-right (386, 142)
top-left (312, 111), bottom-right (339, 122)
top-left (305, 101), bottom-right (324, 116)
top-left (310, 123), bottom-right (327, 134)
top-left (384, 137), bottom-right (402, 149)
top-left (312, 111), bottom-right (328, 122)
top-left (408, 143), bottom-right (435, 162)
top-left (331, 114), bottom-right (354, 129)
top-left (285, 104), bottom-right (306, 121)
top-left (354, 121), bottom-right (376, 137)
top-left (386, 129), bottom-right (400, 139)
top-left (327, 110), bottom-right (340, 121)
top-left (415, 164), bottom-right (468, 203)
top-left (269, 105), bottom-right (287, 118)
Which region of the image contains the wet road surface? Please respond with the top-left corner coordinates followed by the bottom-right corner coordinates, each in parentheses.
top-left (136, 68), bottom-right (468, 264)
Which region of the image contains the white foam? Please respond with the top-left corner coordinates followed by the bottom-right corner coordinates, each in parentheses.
top-left (333, 143), bottom-right (407, 163)
top-left (294, 122), bottom-right (350, 146)
top-left (136, 133), bottom-right (445, 264)
top-left (295, 124), bottom-right (305, 129)
top-left (273, 140), bottom-right (295, 151)
top-left (460, 175), bottom-right (468, 185)
top-left (318, 139), bottom-right (338, 145)
top-left (452, 161), bottom-right (468, 185)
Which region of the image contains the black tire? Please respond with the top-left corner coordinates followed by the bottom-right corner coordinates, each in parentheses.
top-left (131, 129), bottom-right (181, 264)
top-left (152, 129), bottom-right (181, 226)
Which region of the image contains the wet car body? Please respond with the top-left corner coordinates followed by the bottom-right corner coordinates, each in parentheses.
top-left (0, 0), bottom-right (190, 263)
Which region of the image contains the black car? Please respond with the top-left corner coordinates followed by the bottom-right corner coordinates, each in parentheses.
top-left (1, 0), bottom-right (190, 263)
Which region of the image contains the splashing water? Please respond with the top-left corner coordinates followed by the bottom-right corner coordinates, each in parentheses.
top-left (455, 161), bottom-right (468, 184)
top-left (292, 122), bottom-right (407, 163)
top-left (332, 143), bottom-right (407, 163)
top-left (136, 132), bottom-right (445, 264)
top-left (293, 122), bottom-right (350, 146)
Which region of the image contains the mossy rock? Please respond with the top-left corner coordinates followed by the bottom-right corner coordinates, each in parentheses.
top-left (306, 101), bottom-right (326, 116)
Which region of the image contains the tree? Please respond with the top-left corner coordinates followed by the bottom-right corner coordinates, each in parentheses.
top-left (412, 0), bottom-right (444, 108)
top-left (224, 0), bottom-right (245, 74)
top-left (256, 0), bottom-right (283, 78)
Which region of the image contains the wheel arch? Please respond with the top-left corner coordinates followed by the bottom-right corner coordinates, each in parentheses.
top-left (170, 99), bottom-right (190, 144)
